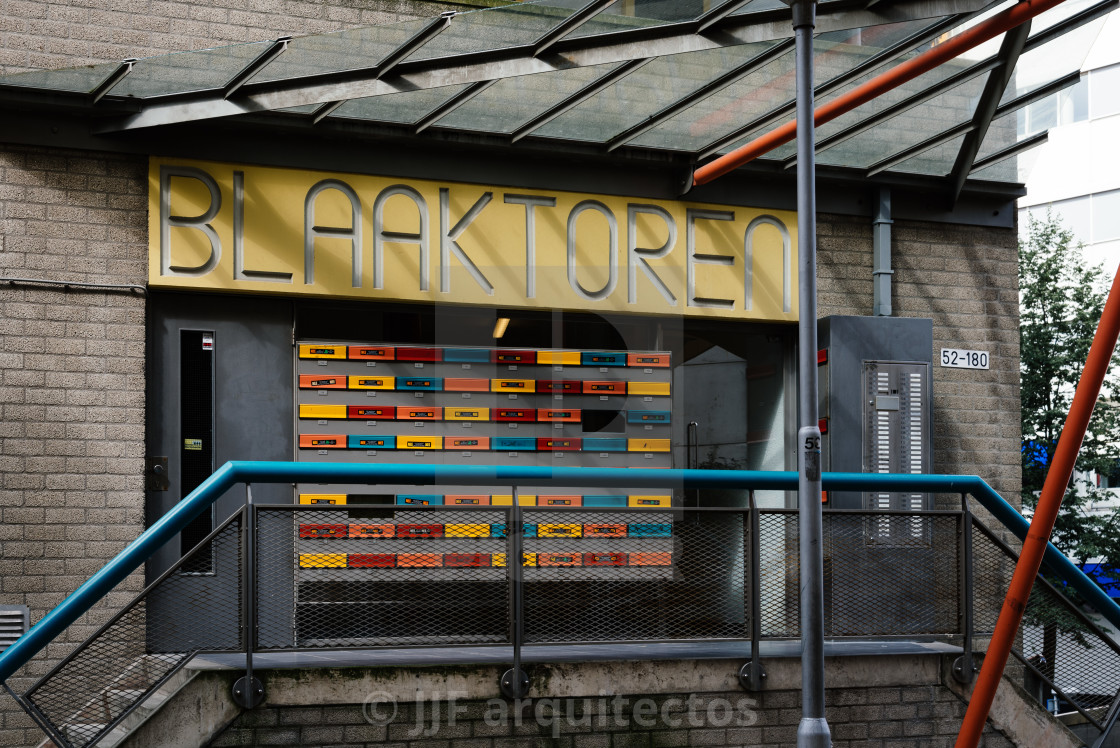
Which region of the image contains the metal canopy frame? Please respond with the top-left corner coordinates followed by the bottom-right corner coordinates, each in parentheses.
top-left (0, 0), bottom-right (1104, 199)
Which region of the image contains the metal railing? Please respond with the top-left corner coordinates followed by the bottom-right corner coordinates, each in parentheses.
top-left (3, 462), bottom-right (1120, 748)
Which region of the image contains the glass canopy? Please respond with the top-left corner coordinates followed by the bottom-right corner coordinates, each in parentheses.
top-left (0, 0), bottom-right (1107, 189)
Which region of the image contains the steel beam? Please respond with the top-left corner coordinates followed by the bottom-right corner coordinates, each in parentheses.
top-left (94, 0), bottom-right (990, 132)
top-left (510, 58), bottom-right (653, 143)
top-left (414, 80), bottom-right (498, 133)
top-left (968, 130), bottom-right (1046, 174)
top-left (90, 58), bottom-right (137, 104)
top-left (531, 0), bottom-right (614, 57)
top-left (697, 10), bottom-right (972, 161)
top-left (605, 39), bottom-right (795, 152)
top-left (223, 37), bottom-right (291, 99)
top-left (947, 20), bottom-right (1030, 204)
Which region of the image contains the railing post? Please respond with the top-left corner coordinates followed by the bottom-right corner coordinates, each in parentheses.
top-left (739, 490), bottom-right (767, 691)
top-left (953, 492), bottom-right (975, 684)
top-left (500, 486), bottom-right (529, 699)
top-left (232, 484), bottom-right (264, 709)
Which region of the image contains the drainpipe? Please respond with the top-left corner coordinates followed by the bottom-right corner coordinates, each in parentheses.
top-left (872, 188), bottom-right (893, 317)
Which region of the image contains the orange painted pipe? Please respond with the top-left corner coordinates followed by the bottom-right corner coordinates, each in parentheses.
top-left (692, 0), bottom-right (1067, 187)
top-left (955, 262), bottom-right (1120, 748)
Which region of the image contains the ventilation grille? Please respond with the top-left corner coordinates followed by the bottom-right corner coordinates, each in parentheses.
top-left (0, 606), bottom-right (29, 652)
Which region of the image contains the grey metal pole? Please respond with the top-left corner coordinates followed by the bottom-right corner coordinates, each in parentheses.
top-left (790, 1), bottom-right (830, 746)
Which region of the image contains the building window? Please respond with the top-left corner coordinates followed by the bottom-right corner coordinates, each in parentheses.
top-left (1090, 62), bottom-right (1120, 120)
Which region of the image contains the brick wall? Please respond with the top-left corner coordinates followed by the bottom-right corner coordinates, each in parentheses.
top-left (209, 684), bottom-right (1015, 748)
top-left (0, 0), bottom-right (466, 74)
top-left (818, 213), bottom-right (1022, 512)
top-left (0, 145), bottom-right (149, 745)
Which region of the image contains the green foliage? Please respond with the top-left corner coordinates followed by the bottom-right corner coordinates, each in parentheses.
top-left (1019, 211), bottom-right (1120, 585)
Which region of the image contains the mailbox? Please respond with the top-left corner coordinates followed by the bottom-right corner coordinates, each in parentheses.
top-left (627, 353), bottom-right (669, 368)
top-left (581, 352), bottom-right (626, 367)
top-left (298, 344), bottom-right (346, 359)
top-left (397, 553), bottom-right (443, 567)
top-left (491, 494), bottom-right (537, 506)
top-left (583, 552), bottom-right (627, 567)
top-left (395, 347), bottom-right (442, 362)
top-left (397, 406), bottom-right (442, 421)
top-left (537, 351), bottom-right (580, 366)
top-left (397, 524), bottom-right (445, 539)
top-left (627, 382), bottom-right (671, 397)
top-left (538, 523), bottom-right (582, 538)
top-left (300, 494), bottom-right (346, 505)
top-left (299, 404), bottom-right (346, 419)
top-left (583, 495), bottom-right (628, 508)
top-left (495, 409), bottom-right (535, 423)
top-left (443, 348), bottom-right (490, 363)
top-left (583, 381), bottom-right (626, 395)
top-left (628, 495), bottom-right (671, 508)
top-left (627, 411), bottom-right (670, 425)
top-left (493, 553), bottom-right (537, 567)
top-left (398, 377), bottom-right (442, 391)
top-left (629, 552), bottom-right (672, 566)
top-left (446, 407), bottom-right (489, 421)
top-left (349, 524), bottom-right (395, 538)
top-left (538, 409), bottom-right (581, 422)
top-left (492, 378), bottom-right (535, 393)
top-left (583, 523), bottom-right (627, 537)
top-left (493, 349), bottom-right (536, 364)
top-left (299, 374), bottom-right (345, 389)
top-left (445, 523), bottom-right (491, 538)
top-left (491, 437), bottom-right (536, 451)
top-left (396, 495), bottom-right (443, 505)
top-left (397, 436), bottom-right (442, 450)
top-left (299, 553), bottom-right (347, 568)
top-left (446, 495), bottom-right (490, 505)
top-left (347, 375), bottom-right (395, 390)
top-left (538, 552), bottom-right (582, 567)
top-left (628, 523), bottom-right (672, 538)
top-left (347, 435), bottom-right (395, 449)
top-left (627, 438), bottom-right (670, 452)
top-left (583, 438), bottom-right (627, 452)
top-left (538, 380), bottom-right (581, 393)
top-left (541, 496), bottom-right (581, 506)
top-left (446, 436), bottom-right (489, 450)
top-left (299, 434), bottom-right (345, 449)
top-left (444, 553), bottom-right (491, 567)
top-left (299, 524), bottom-right (347, 539)
top-left (348, 553), bottom-right (396, 568)
top-left (347, 405), bottom-right (396, 420)
top-left (538, 437), bottom-right (581, 451)
top-left (347, 345), bottom-right (394, 360)
top-left (444, 378), bottom-right (490, 392)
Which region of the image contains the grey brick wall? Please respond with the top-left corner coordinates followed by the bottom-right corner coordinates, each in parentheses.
top-left (210, 684), bottom-right (1016, 748)
top-left (0, 145), bottom-right (148, 746)
top-left (818, 213), bottom-right (1022, 513)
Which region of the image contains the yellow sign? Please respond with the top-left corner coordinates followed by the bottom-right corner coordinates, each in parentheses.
top-left (149, 158), bottom-right (798, 321)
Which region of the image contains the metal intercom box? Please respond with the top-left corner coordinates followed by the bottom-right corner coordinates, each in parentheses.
top-left (818, 316), bottom-right (933, 511)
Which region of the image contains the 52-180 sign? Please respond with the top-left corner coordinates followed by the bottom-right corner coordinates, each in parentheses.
top-left (940, 348), bottom-right (989, 370)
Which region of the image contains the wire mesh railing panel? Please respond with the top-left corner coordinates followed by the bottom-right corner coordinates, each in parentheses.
top-left (1021, 578), bottom-right (1120, 715)
top-left (260, 507), bottom-right (511, 648)
top-left (971, 522), bottom-right (1015, 634)
top-left (757, 511), bottom-right (800, 638)
top-left (522, 510), bottom-right (747, 643)
top-left (23, 516), bottom-right (242, 748)
top-left (824, 513), bottom-right (960, 636)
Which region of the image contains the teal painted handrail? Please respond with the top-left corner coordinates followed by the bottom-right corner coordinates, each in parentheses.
top-left (0, 462), bottom-right (1114, 682)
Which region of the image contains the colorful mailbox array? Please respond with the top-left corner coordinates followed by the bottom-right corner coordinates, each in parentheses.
top-left (299, 345), bottom-right (670, 369)
top-left (299, 551), bottom-right (673, 568)
top-left (300, 405), bottom-right (672, 423)
top-left (299, 493), bottom-right (672, 507)
top-left (299, 375), bottom-right (670, 397)
top-left (299, 435), bottom-right (671, 453)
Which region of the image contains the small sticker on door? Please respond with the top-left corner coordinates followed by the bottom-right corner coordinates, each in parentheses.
top-left (184, 438), bottom-right (203, 451)
top-left (201, 334), bottom-right (214, 351)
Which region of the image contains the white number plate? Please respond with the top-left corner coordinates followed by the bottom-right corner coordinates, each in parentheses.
top-left (940, 348), bottom-right (989, 370)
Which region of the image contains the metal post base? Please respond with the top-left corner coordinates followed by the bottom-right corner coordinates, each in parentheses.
top-left (500, 667), bottom-right (529, 700)
top-left (797, 717), bottom-right (832, 747)
top-left (953, 654), bottom-right (976, 684)
top-left (738, 661), bottom-right (767, 691)
top-left (232, 675), bottom-right (265, 709)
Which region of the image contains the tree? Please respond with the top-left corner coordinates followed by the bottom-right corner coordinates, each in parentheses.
top-left (1019, 212), bottom-right (1120, 684)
